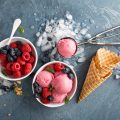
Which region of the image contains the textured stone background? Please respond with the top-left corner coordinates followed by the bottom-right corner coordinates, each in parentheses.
top-left (0, 0), bottom-right (120, 120)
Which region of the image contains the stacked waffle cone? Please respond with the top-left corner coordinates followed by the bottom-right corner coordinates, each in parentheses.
top-left (78, 48), bottom-right (120, 103)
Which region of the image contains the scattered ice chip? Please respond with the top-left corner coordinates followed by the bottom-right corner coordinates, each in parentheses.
top-left (30, 25), bottom-right (35, 29)
top-left (115, 74), bottom-right (120, 79)
top-left (50, 48), bottom-right (57, 56)
top-left (66, 12), bottom-right (73, 21)
top-left (81, 22), bottom-right (86, 27)
top-left (89, 19), bottom-right (94, 24)
top-left (36, 36), bottom-right (43, 47)
top-left (77, 57), bottom-right (86, 62)
top-left (45, 26), bottom-right (52, 33)
top-left (80, 28), bottom-right (88, 35)
top-left (33, 12), bottom-right (37, 16)
top-left (35, 18), bottom-right (40, 22)
top-left (84, 34), bottom-right (92, 39)
top-left (36, 32), bottom-right (40, 37)
top-left (76, 47), bottom-right (84, 55)
top-left (41, 43), bottom-right (52, 52)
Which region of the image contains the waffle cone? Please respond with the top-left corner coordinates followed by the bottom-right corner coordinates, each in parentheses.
top-left (78, 48), bottom-right (120, 103)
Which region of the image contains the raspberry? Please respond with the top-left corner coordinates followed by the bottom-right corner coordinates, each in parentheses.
top-left (21, 43), bottom-right (32, 53)
top-left (41, 98), bottom-right (49, 104)
top-left (22, 52), bottom-right (30, 61)
top-left (54, 63), bottom-right (64, 71)
top-left (6, 62), bottom-right (13, 71)
top-left (4, 69), bottom-right (12, 76)
top-left (11, 62), bottom-right (21, 71)
top-left (0, 54), bottom-right (6, 61)
top-left (13, 71), bottom-right (21, 78)
top-left (42, 87), bottom-right (51, 98)
top-left (17, 57), bottom-right (25, 65)
top-left (1, 60), bottom-right (8, 68)
top-left (24, 63), bottom-right (32, 75)
top-left (29, 56), bottom-right (35, 63)
top-left (10, 42), bottom-right (17, 48)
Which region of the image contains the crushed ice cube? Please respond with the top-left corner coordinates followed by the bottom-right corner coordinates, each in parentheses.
top-left (36, 32), bottom-right (40, 37)
top-left (77, 57), bottom-right (86, 62)
top-left (115, 74), bottom-right (120, 79)
top-left (50, 48), bottom-right (57, 57)
top-left (89, 19), bottom-right (94, 24)
top-left (80, 28), bottom-right (88, 35)
top-left (34, 12), bottom-right (37, 16)
top-left (84, 34), bottom-right (92, 39)
top-left (45, 26), bottom-right (52, 33)
top-left (30, 25), bottom-right (35, 29)
top-left (41, 43), bottom-right (52, 52)
top-left (66, 12), bottom-right (73, 21)
top-left (36, 36), bottom-right (43, 47)
top-left (76, 47), bottom-right (84, 55)
top-left (81, 22), bottom-right (86, 27)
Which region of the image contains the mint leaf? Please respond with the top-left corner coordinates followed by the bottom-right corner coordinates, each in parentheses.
top-left (18, 25), bottom-right (24, 33)
top-left (46, 68), bottom-right (55, 73)
top-left (64, 96), bottom-right (70, 104)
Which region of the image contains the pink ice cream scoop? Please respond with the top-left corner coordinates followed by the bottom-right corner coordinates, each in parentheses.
top-left (57, 38), bottom-right (77, 58)
top-left (36, 70), bottom-right (54, 87)
top-left (52, 90), bottom-right (67, 103)
top-left (51, 74), bottom-right (72, 94)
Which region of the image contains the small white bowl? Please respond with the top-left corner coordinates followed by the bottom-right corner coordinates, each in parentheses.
top-left (0, 37), bottom-right (38, 81)
top-left (32, 61), bottom-right (77, 108)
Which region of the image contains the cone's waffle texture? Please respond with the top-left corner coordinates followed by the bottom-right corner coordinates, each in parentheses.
top-left (78, 48), bottom-right (120, 103)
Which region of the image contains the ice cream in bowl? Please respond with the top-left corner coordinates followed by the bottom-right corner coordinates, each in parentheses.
top-left (0, 37), bottom-right (38, 81)
top-left (32, 61), bottom-right (77, 107)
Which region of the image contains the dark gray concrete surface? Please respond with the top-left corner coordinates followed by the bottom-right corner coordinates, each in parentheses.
top-left (0, 0), bottom-right (120, 120)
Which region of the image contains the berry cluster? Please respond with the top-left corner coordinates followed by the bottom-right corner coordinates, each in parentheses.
top-left (33, 62), bottom-right (75, 104)
top-left (0, 41), bottom-right (35, 78)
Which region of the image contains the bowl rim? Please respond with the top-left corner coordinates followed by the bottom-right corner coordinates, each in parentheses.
top-left (32, 61), bottom-right (77, 108)
top-left (0, 36), bottom-right (38, 81)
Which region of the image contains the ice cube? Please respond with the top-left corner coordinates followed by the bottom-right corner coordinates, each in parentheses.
top-left (36, 32), bottom-right (40, 37)
top-left (84, 34), bottom-right (92, 39)
top-left (80, 28), bottom-right (88, 35)
top-left (115, 74), bottom-right (120, 79)
top-left (30, 25), bottom-right (35, 29)
top-left (77, 57), bottom-right (86, 62)
top-left (66, 12), bottom-right (73, 21)
top-left (76, 47), bottom-right (84, 55)
top-left (81, 22), bottom-right (86, 27)
top-left (41, 43), bottom-right (52, 52)
top-left (45, 26), bottom-right (52, 33)
top-left (50, 48), bottom-right (57, 56)
top-left (89, 19), bottom-right (94, 24)
top-left (36, 36), bottom-right (43, 47)
top-left (2, 80), bottom-right (12, 87)
top-left (33, 12), bottom-right (37, 16)
top-left (35, 18), bottom-right (40, 22)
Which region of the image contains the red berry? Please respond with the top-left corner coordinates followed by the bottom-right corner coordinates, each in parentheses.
top-left (29, 56), bottom-right (35, 63)
top-left (21, 43), bottom-right (32, 53)
top-left (11, 62), bottom-right (21, 71)
top-left (10, 42), bottom-right (17, 48)
top-left (1, 60), bottom-right (8, 68)
top-left (4, 69), bottom-right (12, 76)
top-left (13, 71), bottom-right (21, 78)
top-left (0, 54), bottom-right (6, 61)
top-left (54, 63), bottom-right (64, 71)
top-left (24, 63), bottom-right (32, 75)
top-left (6, 62), bottom-right (13, 71)
top-left (41, 98), bottom-right (49, 104)
top-left (42, 87), bottom-right (51, 98)
top-left (22, 52), bottom-right (30, 61)
top-left (17, 57), bottom-right (25, 65)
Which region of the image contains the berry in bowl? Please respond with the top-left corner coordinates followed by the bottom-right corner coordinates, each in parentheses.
top-left (32, 61), bottom-right (77, 107)
top-left (0, 37), bottom-right (38, 81)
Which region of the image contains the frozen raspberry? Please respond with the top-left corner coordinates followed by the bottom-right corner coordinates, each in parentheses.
top-left (4, 69), bottom-right (12, 76)
top-left (41, 98), bottom-right (49, 104)
top-left (10, 42), bottom-right (17, 48)
top-left (17, 57), bottom-right (25, 65)
top-left (42, 87), bottom-right (51, 98)
top-left (54, 63), bottom-right (64, 71)
top-left (0, 54), bottom-right (6, 61)
top-left (29, 56), bottom-right (35, 63)
top-left (6, 62), bottom-right (13, 71)
top-left (21, 43), bottom-right (32, 53)
top-left (13, 71), bottom-right (21, 78)
top-left (11, 62), bottom-right (21, 71)
top-left (24, 63), bottom-right (32, 75)
top-left (22, 52), bottom-right (30, 61)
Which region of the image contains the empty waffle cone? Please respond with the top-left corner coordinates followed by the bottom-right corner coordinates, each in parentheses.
top-left (78, 48), bottom-right (120, 103)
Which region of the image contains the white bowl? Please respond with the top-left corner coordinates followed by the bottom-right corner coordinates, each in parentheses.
top-left (32, 61), bottom-right (77, 108)
top-left (0, 37), bottom-right (38, 81)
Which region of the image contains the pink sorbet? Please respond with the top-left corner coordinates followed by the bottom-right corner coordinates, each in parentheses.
top-left (51, 74), bottom-right (72, 94)
top-left (57, 38), bottom-right (77, 58)
top-left (52, 90), bottom-right (67, 103)
top-left (36, 70), bottom-right (54, 87)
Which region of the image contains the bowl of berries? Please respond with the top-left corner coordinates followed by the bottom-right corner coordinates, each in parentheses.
top-left (32, 61), bottom-right (77, 107)
top-left (0, 37), bottom-right (38, 81)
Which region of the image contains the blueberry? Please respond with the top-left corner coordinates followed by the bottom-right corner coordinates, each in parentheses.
top-left (9, 49), bottom-right (16, 56)
top-left (12, 55), bottom-right (17, 60)
top-left (68, 73), bottom-right (75, 80)
top-left (14, 48), bottom-right (19, 52)
top-left (47, 95), bottom-right (54, 101)
top-left (33, 82), bottom-right (39, 88)
top-left (16, 50), bottom-right (22, 56)
top-left (47, 37), bottom-right (52, 41)
top-left (0, 49), bottom-right (7, 54)
top-left (7, 54), bottom-right (14, 62)
top-left (35, 86), bottom-right (42, 94)
top-left (34, 93), bottom-right (39, 98)
top-left (62, 67), bottom-right (71, 74)
top-left (3, 45), bottom-right (10, 50)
